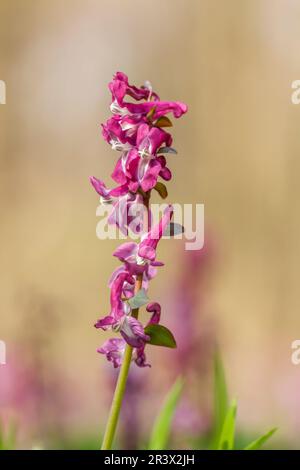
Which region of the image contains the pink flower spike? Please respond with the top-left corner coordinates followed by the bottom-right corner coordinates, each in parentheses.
top-left (92, 72), bottom-right (187, 375)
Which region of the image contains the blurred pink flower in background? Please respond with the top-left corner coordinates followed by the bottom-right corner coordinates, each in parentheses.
top-left (166, 235), bottom-right (217, 443)
top-left (0, 292), bottom-right (77, 447)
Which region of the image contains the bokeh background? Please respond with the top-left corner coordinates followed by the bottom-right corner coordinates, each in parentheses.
top-left (1, 0), bottom-right (300, 449)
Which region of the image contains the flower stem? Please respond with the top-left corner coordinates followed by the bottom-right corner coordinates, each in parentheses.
top-left (101, 199), bottom-right (149, 450)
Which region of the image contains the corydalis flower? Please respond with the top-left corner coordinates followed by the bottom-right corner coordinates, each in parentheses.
top-left (94, 269), bottom-right (134, 328)
top-left (131, 302), bottom-right (161, 368)
top-left (111, 125), bottom-right (173, 193)
top-left (109, 72), bottom-right (157, 107)
top-left (98, 336), bottom-right (149, 369)
top-left (97, 339), bottom-right (125, 369)
top-left (91, 72), bottom-right (187, 369)
top-left (109, 72), bottom-right (186, 120)
top-left (90, 176), bottom-right (143, 235)
top-left (98, 303), bottom-right (161, 368)
top-left (113, 205), bottom-right (173, 267)
top-left (94, 267), bottom-right (150, 349)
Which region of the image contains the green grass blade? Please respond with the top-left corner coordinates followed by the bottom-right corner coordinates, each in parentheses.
top-left (212, 350), bottom-right (229, 447)
top-left (5, 421), bottom-right (16, 450)
top-left (0, 420), bottom-right (3, 451)
top-left (217, 399), bottom-right (237, 450)
top-left (244, 428), bottom-right (277, 450)
top-left (148, 377), bottom-right (184, 450)
top-left (0, 419), bottom-right (16, 450)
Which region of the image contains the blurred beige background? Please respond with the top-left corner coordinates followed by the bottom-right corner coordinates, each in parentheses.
top-left (1, 0), bottom-right (300, 446)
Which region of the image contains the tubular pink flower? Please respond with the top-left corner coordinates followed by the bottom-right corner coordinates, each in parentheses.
top-left (102, 115), bottom-right (145, 148)
top-left (156, 155), bottom-right (172, 181)
top-left (90, 176), bottom-right (144, 235)
top-left (146, 302), bottom-right (161, 325)
top-left (109, 71), bottom-right (158, 107)
top-left (132, 347), bottom-right (150, 368)
top-left (124, 100), bottom-right (187, 119)
top-left (97, 302), bottom-right (161, 368)
top-left (98, 335), bottom-right (151, 369)
top-left (108, 72), bottom-right (187, 119)
top-left (131, 302), bottom-right (162, 368)
top-left (95, 270), bottom-right (135, 330)
top-left (90, 176), bottom-right (128, 199)
top-left (108, 192), bottom-right (144, 236)
top-left (97, 339), bottom-right (126, 369)
top-left (119, 316), bottom-right (150, 348)
top-left (136, 124), bottom-right (172, 156)
top-left (100, 302), bottom-right (162, 369)
top-left (111, 149), bottom-right (140, 186)
top-left (112, 152), bottom-right (165, 193)
top-left (138, 205), bottom-right (173, 261)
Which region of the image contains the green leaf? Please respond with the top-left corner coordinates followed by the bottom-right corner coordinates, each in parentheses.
top-left (128, 288), bottom-right (149, 309)
top-left (144, 324), bottom-right (177, 348)
top-left (154, 182), bottom-right (168, 199)
top-left (155, 116), bottom-right (173, 128)
top-left (217, 399), bottom-right (237, 450)
top-left (148, 377), bottom-right (184, 450)
top-left (244, 428), bottom-right (277, 450)
top-left (211, 350), bottom-right (229, 448)
top-left (157, 147), bottom-right (177, 155)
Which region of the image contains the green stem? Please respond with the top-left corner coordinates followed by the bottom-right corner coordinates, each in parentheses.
top-left (101, 342), bottom-right (134, 450)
